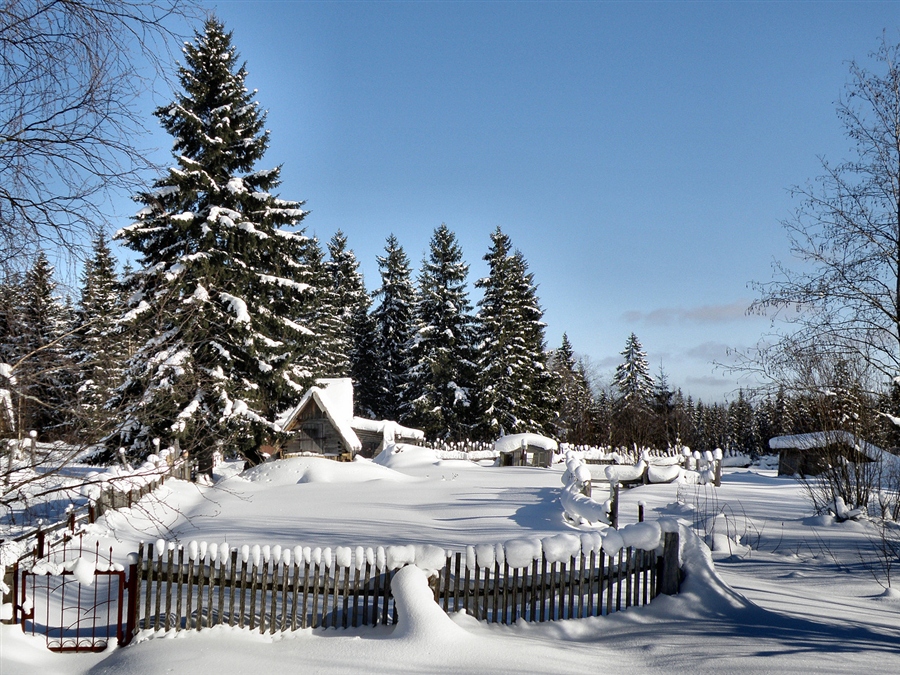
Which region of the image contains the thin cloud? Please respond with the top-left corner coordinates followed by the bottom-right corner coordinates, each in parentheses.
top-left (622, 300), bottom-right (754, 326)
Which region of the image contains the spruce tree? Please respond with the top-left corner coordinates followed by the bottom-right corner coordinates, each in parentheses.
top-left (612, 333), bottom-right (654, 447)
top-left (475, 227), bottom-right (553, 438)
top-left (73, 233), bottom-right (125, 424)
top-left (18, 252), bottom-right (74, 438)
top-left (371, 235), bottom-right (417, 421)
top-left (110, 19), bottom-right (316, 470)
top-left (403, 224), bottom-right (477, 438)
top-left (549, 333), bottom-right (595, 444)
top-left (326, 231), bottom-right (380, 417)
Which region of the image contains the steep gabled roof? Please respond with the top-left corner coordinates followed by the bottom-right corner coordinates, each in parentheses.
top-left (280, 378), bottom-right (425, 452)
top-left (769, 431), bottom-right (883, 462)
top-left (280, 378), bottom-right (362, 453)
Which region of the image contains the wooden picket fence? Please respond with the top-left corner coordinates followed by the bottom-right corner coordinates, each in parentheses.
top-left (133, 532), bottom-right (679, 633)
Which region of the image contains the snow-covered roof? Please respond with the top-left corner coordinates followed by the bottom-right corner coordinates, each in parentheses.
top-left (493, 433), bottom-right (559, 454)
top-left (351, 417), bottom-right (425, 442)
top-left (769, 431), bottom-right (884, 462)
top-left (280, 378), bottom-right (424, 452)
top-left (281, 378), bottom-right (362, 453)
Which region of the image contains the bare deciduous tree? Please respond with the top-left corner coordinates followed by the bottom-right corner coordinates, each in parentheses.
top-left (750, 37), bottom-right (900, 386)
top-left (0, 0), bottom-right (198, 270)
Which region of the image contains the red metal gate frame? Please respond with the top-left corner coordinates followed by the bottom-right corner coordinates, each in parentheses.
top-left (17, 566), bottom-right (129, 652)
top-left (12, 535), bottom-right (138, 653)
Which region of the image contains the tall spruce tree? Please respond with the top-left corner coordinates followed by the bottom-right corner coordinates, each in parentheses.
top-left (73, 234), bottom-right (125, 424)
top-left (549, 333), bottom-right (595, 443)
top-left (612, 332), bottom-right (654, 447)
top-left (371, 235), bottom-right (417, 421)
top-left (403, 224), bottom-right (477, 438)
top-left (110, 19), bottom-right (316, 470)
top-left (326, 231), bottom-right (380, 417)
top-left (17, 252), bottom-right (75, 438)
top-left (475, 227), bottom-right (554, 438)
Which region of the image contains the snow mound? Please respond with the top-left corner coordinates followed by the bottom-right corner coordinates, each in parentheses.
top-left (373, 444), bottom-right (440, 469)
top-left (391, 565), bottom-right (467, 642)
top-left (240, 457), bottom-right (411, 485)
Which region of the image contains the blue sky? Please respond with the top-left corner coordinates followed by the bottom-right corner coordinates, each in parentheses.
top-left (129, 1), bottom-right (900, 401)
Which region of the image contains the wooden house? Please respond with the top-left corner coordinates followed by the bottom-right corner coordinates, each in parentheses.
top-left (769, 431), bottom-right (883, 477)
top-left (278, 378), bottom-right (424, 460)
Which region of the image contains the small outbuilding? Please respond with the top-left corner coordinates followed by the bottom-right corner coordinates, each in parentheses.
top-left (278, 378), bottom-right (424, 460)
top-left (769, 431), bottom-right (883, 477)
top-left (493, 433), bottom-right (559, 467)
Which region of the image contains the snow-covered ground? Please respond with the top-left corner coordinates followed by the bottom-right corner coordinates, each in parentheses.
top-left (3, 445), bottom-right (899, 674)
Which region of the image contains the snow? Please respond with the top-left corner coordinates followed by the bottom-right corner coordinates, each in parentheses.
top-left (5, 456), bottom-right (900, 674)
top-left (219, 292), bottom-right (251, 324)
top-left (493, 433), bottom-right (558, 453)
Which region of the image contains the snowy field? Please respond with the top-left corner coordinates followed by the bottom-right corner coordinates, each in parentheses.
top-left (3, 445), bottom-right (900, 674)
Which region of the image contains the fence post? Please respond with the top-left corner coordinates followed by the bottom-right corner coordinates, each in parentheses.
top-left (659, 531), bottom-right (680, 596)
top-left (609, 483), bottom-right (619, 529)
top-left (124, 556), bottom-right (140, 644)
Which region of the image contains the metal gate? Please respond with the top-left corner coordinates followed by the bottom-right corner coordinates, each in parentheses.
top-left (14, 536), bottom-right (135, 652)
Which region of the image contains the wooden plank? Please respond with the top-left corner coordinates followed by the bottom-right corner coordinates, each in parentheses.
top-left (361, 561), bottom-right (371, 627)
top-left (310, 562), bottom-right (321, 629)
top-left (185, 555), bottom-right (195, 629)
top-left (248, 558), bottom-right (258, 630)
top-left (350, 564), bottom-right (361, 628)
top-left (587, 550), bottom-right (596, 617)
top-left (290, 559), bottom-right (301, 631)
top-left (322, 563), bottom-right (332, 629)
top-left (491, 561), bottom-right (500, 623)
top-left (196, 556), bottom-right (206, 630)
top-left (463, 561), bottom-right (471, 617)
top-left (341, 564), bottom-right (351, 629)
top-left (174, 546), bottom-right (185, 631)
top-left (153, 547), bottom-right (164, 630)
top-left (135, 543), bottom-right (146, 631)
top-left (381, 569), bottom-right (391, 626)
top-left (578, 552), bottom-right (586, 619)
top-left (480, 564), bottom-right (489, 622)
top-left (498, 560), bottom-right (509, 624)
top-left (228, 550), bottom-right (239, 627)
top-left (238, 558), bottom-right (248, 629)
top-left (164, 548), bottom-right (174, 631)
top-left (270, 560), bottom-right (282, 634)
top-left (370, 565), bottom-right (381, 626)
top-left (548, 561), bottom-right (557, 621)
top-left (473, 564), bottom-right (482, 621)
top-left (568, 555), bottom-right (577, 619)
top-left (217, 555), bottom-right (227, 628)
top-left (453, 552), bottom-right (462, 613)
top-left (615, 549), bottom-right (624, 612)
top-left (207, 554), bottom-right (215, 627)
top-left (442, 554), bottom-right (452, 612)
top-left (301, 560), bottom-right (311, 629)
top-left (559, 560), bottom-right (568, 620)
top-left (605, 554), bottom-right (613, 616)
top-left (511, 566), bottom-right (519, 623)
top-left (625, 546), bottom-right (633, 609)
top-left (258, 559), bottom-right (268, 634)
top-left (529, 559), bottom-right (539, 622)
top-left (539, 557), bottom-right (548, 622)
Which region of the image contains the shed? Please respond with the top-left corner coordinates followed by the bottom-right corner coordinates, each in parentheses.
top-left (279, 378), bottom-right (424, 460)
top-left (769, 431), bottom-right (883, 477)
top-left (493, 433), bottom-right (559, 467)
